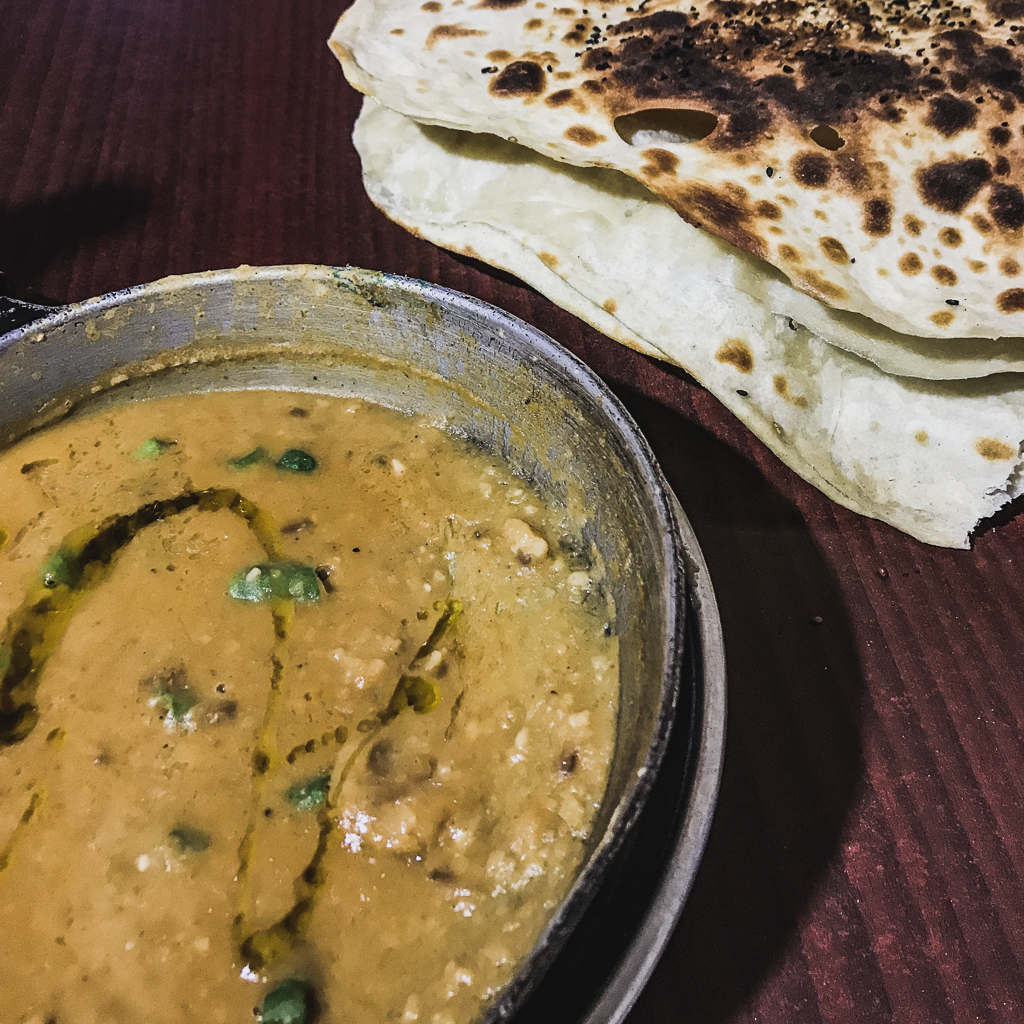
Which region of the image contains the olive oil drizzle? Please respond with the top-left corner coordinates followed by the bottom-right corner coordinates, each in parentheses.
top-left (0, 484), bottom-right (459, 983)
top-left (0, 488), bottom-right (294, 904)
top-left (237, 599), bottom-right (461, 975)
top-left (0, 790), bottom-right (44, 875)
top-left (231, 600), bottom-right (296, 950)
top-left (0, 487), bottom-right (285, 748)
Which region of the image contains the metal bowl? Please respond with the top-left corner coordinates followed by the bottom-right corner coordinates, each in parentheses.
top-left (0, 264), bottom-right (724, 1023)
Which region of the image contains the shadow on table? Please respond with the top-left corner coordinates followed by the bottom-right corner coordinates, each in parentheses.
top-left (0, 181), bottom-right (150, 304)
top-left (616, 389), bottom-right (866, 1023)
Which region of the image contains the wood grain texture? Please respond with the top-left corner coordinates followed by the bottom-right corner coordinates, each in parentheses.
top-left (3, 2), bottom-right (1024, 1021)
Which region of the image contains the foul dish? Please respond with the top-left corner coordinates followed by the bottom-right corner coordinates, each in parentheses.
top-left (0, 266), bottom-right (700, 1024)
top-left (0, 389), bottom-right (620, 1024)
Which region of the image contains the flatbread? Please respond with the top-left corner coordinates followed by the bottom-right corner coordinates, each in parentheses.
top-left (352, 98), bottom-right (1024, 548)
top-left (332, 0), bottom-right (1024, 341)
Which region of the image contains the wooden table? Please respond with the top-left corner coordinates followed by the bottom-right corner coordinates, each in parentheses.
top-left (3, 3), bottom-right (1024, 1021)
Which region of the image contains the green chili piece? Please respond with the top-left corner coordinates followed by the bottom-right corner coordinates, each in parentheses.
top-left (41, 547), bottom-right (83, 590)
top-left (286, 774), bottom-right (330, 813)
top-left (153, 686), bottom-right (198, 726)
top-left (166, 690), bottom-right (198, 721)
top-left (168, 825), bottom-right (211, 856)
top-left (262, 978), bottom-right (314, 1024)
top-left (144, 668), bottom-right (198, 724)
top-left (134, 437), bottom-right (175, 461)
top-left (228, 446), bottom-right (268, 470)
top-left (228, 562), bottom-right (321, 603)
top-left (276, 449), bottom-right (317, 473)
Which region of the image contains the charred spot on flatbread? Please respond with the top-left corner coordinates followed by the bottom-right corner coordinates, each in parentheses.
top-left (925, 94), bottom-right (978, 138)
top-left (426, 23), bottom-right (486, 47)
top-left (972, 213), bottom-right (994, 235)
top-left (545, 88), bottom-right (575, 108)
top-left (862, 198), bottom-right (893, 237)
top-left (976, 437), bottom-right (1018, 460)
top-left (714, 339), bottom-right (754, 373)
top-left (985, 0), bottom-right (1024, 19)
top-left (990, 125), bottom-right (1014, 147)
top-left (798, 269), bottom-right (847, 303)
top-left (987, 183), bottom-right (1024, 230)
top-left (565, 124), bottom-right (605, 145)
top-left (916, 159), bottom-right (993, 216)
top-left (904, 215), bottom-right (925, 238)
top-left (997, 287), bottom-right (1024, 312)
top-left (931, 265), bottom-right (959, 287)
top-left (772, 375), bottom-right (808, 407)
top-left (675, 181), bottom-right (766, 258)
top-left (561, 18), bottom-right (592, 47)
top-left (490, 59), bottom-right (546, 97)
top-left (791, 154), bottom-right (831, 190)
top-left (898, 253), bottom-right (924, 276)
top-left (819, 237), bottom-right (849, 264)
top-left (641, 147), bottom-right (680, 177)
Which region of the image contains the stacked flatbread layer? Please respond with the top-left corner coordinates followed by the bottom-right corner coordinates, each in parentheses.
top-left (330, 0), bottom-right (1024, 547)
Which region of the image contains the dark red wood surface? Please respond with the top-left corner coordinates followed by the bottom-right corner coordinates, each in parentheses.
top-left (3, 3), bottom-right (1024, 1021)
